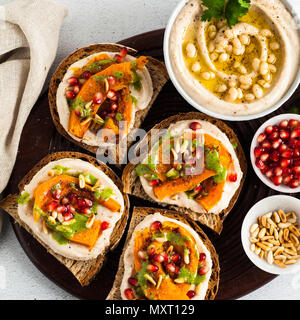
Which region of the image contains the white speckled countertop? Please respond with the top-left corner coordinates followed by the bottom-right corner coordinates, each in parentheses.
top-left (0, 0), bottom-right (300, 300)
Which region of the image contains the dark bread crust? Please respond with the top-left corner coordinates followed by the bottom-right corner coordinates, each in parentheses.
top-left (48, 43), bottom-right (169, 162)
top-left (0, 152), bottom-right (130, 286)
top-left (122, 112), bottom-right (247, 234)
top-left (107, 207), bottom-right (220, 300)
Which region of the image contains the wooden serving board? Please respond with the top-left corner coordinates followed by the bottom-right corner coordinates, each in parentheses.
top-left (3, 29), bottom-right (300, 300)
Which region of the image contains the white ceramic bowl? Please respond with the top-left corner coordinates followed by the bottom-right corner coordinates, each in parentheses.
top-left (241, 195), bottom-right (300, 274)
top-left (250, 113), bottom-right (300, 193)
top-left (163, 0), bottom-right (300, 121)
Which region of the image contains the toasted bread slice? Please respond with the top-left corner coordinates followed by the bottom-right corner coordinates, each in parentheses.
top-left (122, 112), bottom-right (247, 234)
top-left (107, 207), bottom-right (220, 300)
top-left (48, 43), bottom-right (169, 164)
top-left (0, 152), bottom-right (130, 286)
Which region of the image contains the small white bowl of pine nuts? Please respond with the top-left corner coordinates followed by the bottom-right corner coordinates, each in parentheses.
top-left (241, 195), bottom-right (300, 274)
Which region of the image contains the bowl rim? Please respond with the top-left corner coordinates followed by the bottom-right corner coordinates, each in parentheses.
top-left (241, 195), bottom-right (300, 275)
top-left (250, 113), bottom-right (300, 193)
top-left (163, 0), bottom-right (300, 122)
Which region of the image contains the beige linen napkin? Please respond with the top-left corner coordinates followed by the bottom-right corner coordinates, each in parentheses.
top-left (0, 0), bottom-right (68, 231)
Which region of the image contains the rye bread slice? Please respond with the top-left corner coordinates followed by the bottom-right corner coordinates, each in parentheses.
top-left (122, 112), bottom-right (247, 234)
top-left (0, 151), bottom-right (130, 286)
top-left (48, 43), bottom-right (169, 163)
top-left (107, 206), bottom-right (220, 300)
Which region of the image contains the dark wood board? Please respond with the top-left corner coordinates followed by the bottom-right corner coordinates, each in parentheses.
top-left (2, 29), bottom-right (300, 300)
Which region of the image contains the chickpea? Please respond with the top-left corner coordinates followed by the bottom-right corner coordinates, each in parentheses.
top-left (259, 61), bottom-right (269, 76)
top-left (217, 19), bottom-right (226, 29)
top-left (239, 65), bottom-right (247, 74)
top-left (270, 42), bottom-right (280, 50)
top-left (211, 52), bottom-right (219, 61)
top-left (226, 87), bottom-right (238, 102)
top-left (210, 72), bottom-right (216, 79)
top-left (226, 45), bottom-right (233, 53)
top-left (267, 54), bottom-right (276, 64)
top-left (252, 58), bottom-right (261, 72)
top-left (201, 72), bottom-right (211, 80)
top-left (245, 93), bottom-right (255, 101)
top-left (239, 75), bottom-right (252, 86)
top-left (269, 65), bottom-right (277, 73)
top-left (253, 84), bottom-right (264, 99)
top-left (232, 38), bottom-right (242, 49)
top-left (219, 53), bottom-right (229, 62)
top-left (233, 45), bottom-right (245, 56)
top-left (192, 62), bottom-right (201, 73)
top-left (228, 79), bottom-right (238, 87)
top-left (208, 25), bottom-right (217, 33)
top-left (208, 41), bottom-right (215, 53)
top-left (215, 84), bottom-right (228, 93)
top-left (260, 29), bottom-right (273, 38)
top-left (237, 88), bottom-right (244, 99)
top-left (209, 31), bottom-right (217, 40)
top-left (186, 43), bottom-right (197, 58)
top-left (263, 73), bottom-right (272, 82)
top-left (225, 29), bottom-right (234, 38)
top-left (240, 34), bottom-right (250, 46)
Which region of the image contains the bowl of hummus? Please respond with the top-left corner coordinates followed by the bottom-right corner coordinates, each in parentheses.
top-left (164, 0), bottom-right (300, 121)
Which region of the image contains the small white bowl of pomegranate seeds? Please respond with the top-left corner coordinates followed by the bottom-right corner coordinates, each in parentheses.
top-left (250, 114), bottom-right (300, 193)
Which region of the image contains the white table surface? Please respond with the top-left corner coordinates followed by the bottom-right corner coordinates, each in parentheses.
top-left (0, 0), bottom-right (300, 300)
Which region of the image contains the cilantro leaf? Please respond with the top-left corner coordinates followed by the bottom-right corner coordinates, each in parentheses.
top-left (225, 0), bottom-right (251, 27)
top-left (201, 0), bottom-right (226, 21)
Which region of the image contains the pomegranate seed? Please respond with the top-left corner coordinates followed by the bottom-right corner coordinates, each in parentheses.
top-left (161, 252), bottom-right (169, 262)
top-left (147, 264), bottom-right (159, 272)
top-left (150, 221), bottom-right (162, 232)
top-left (128, 277), bottom-right (138, 287)
top-left (229, 173), bottom-right (237, 182)
top-left (279, 120), bottom-right (289, 129)
top-left (187, 290), bottom-right (196, 299)
top-left (73, 84), bottom-right (81, 94)
top-left (82, 208), bottom-right (91, 215)
top-left (274, 167), bottom-right (283, 177)
top-left (294, 148), bottom-right (300, 158)
top-left (166, 263), bottom-right (176, 274)
top-left (290, 179), bottom-right (299, 188)
top-left (107, 89), bottom-right (117, 101)
top-left (171, 253), bottom-right (181, 263)
top-left (47, 201), bottom-right (58, 213)
top-left (153, 254), bottom-right (165, 263)
top-left (279, 144), bottom-right (288, 152)
top-left (254, 146), bottom-right (263, 158)
top-left (147, 245), bottom-right (156, 256)
top-left (273, 125), bottom-right (279, 132)
top-left (69, 193), bottom-right (78, 204)
top-left (269, 131), bottom-right (279, 140)
top-left (81, 71), bottom-right (91, 79)
top-left (270, 151), bottom-right (280, 162)
top-left (280, 159), bottom-right (291, 168)
top-left (84, 198), bottom-right (93, 207)
top-left (61, 197), bottom-right (69, 205)
top-left (293, 166), bottom-right (300, 175)
top-left (75, 109), bottom-right (81, 117)
top-left (265, 125), bottom-right (273, 134)
top-left (198, 265), bottom-right (209, 275)
top-left (199, 252), bottom-right (206, 263)
top-left (283, 167), bottom-right (292, 176)
top-left (261, 166), bottom-right (269, 175)
top-left (271, 175), bottom-right (282, 186)
top-left (262, 140), bottom-right (272, 150)
top-left (101, 221), bottom-right (110, 230)
top-left (107, 75), bottom-right (116, 86)
top-left (194, 185), bottom-right (202, 193)
top-left (279, 130), bottom-right (289, 140)
top-left (255, 159), bottom-right (266, 170)
top-left (260, 153), bottom-right (269, 162)
top-left (272, 139), bottom-right (282, 149)
top-left (265, 168), bottom-right (274, 178)
top-left (283, 175), bottom-right (293, 185)
top-left (63, 212), bottom-right (74, 221)
top-left (66, 205), bottom-right (76, 214)
top-left (150, 178), bottom-right (160, 186)
top-left (291, 128), bottom-right (300, 139)
top-left (294, 159), bottom-right (300, 166)
top-left (288, 139), bottom-right (297, 148)
top-left (67, 77), bottom-right (79, 85)
top-left (110, 102), bottom-right (118, 112)
top-left (56, 205), bottom-right (67, 214)
top-left (119, 47), bottom-right (128, 58)
top-left (66, 90), bottom-right (75, 99)
top-left (138, 251), bottom-right (147, 261)
top-left (289, 119), bottom-right (299, 128)
top-left (281, 150), bottom-right (293, 159)
top-left (257, 133), bottom-right (266, 144)
top-left (52, 189), bottom-right (62, 200)
top-left (174, 266), bottom-right (179, 276)
top-left (189, 121), bottom-right (202, 131)
top-left (124, 288), bottom-right (135, 300)
top-left (77, 198), bottom-right (86, 210)
top-left (93, 92), bottom-right (104, 105)
top-left (115, 54), bottom-right (123, 63)
top-left (296, 140), bottom-right (300, 148)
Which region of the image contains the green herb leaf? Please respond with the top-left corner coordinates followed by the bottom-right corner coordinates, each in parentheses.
top-left (93, 75), bottom-right (106, 83)
top-left (115, 113), bottom-right (123, 121)
top-left (201, 0), bottom-right (226, 21)
top-left (177, 267), bottom-right (206, 285)
top-left (17, 192), bottom-right (31, 205)
top-left (131, 95), bottom-right (138, 105)
top-left (166, 232), bottom-right (189, 246)
top-left (94, 187), bottom-right (114, 201)
top-left (113, 71), bottom-right (124, 80)
top-left (231, 141), bottom-right (238, 150)
top-left (131, 70), bottom-right (142, 91)
top-left (225, 0), bottom-right (251, 27)
top-left (53, 165), bottom-right (70, 174)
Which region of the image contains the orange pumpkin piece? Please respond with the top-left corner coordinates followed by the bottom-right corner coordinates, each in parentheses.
top-left (98, 197), bottom-right (121, 212)
top-left (153, 169), bottom-right (216, 201)
top-left (68, 56), bottom-right (148, 138)
top-left (72, 53), bottom-right (111, 77)
top-left (70, 220), bottom-right (102, 250)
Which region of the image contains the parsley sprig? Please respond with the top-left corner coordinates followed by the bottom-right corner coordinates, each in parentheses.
top-left (201, 0), bottom-right (251, 28)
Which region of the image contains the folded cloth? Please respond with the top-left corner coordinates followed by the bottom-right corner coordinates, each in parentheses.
top-left (0, 0), bottom-right (68, 232)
